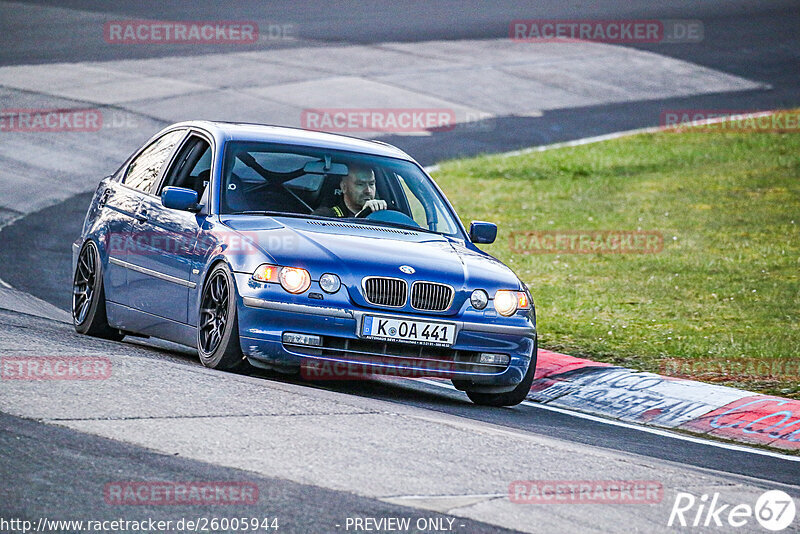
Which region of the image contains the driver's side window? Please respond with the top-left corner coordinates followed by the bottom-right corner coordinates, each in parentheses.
top-left (158, 135), bottom-right (212, 198)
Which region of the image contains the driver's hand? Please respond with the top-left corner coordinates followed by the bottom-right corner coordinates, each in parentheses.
top-left (359, 199), bottom-right (387, 215)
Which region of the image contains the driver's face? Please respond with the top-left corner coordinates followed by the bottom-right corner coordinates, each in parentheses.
top-left (342, 169), bottom-right (376, 209)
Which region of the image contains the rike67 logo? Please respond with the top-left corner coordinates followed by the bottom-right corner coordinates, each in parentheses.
top-left (668, 490), bottom-right (796, 531)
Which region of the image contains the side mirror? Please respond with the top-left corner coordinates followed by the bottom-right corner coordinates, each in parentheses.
top-left (161, 186), bottom-right (199, 212)
top-left (469, 221), bottom-right (497, 244)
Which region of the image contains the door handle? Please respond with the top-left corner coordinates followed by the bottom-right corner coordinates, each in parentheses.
top-left (134, 209), bottom-right (148, 224)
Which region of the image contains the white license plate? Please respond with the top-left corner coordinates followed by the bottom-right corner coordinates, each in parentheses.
top-left (360, 315), bottom-right (456, 347)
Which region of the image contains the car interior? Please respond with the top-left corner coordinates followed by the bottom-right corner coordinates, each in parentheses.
top-left (213, 145), bottom-right (460, 235)
top-left (221, 149), bottom-right (404, 216)
top-left (159, 136), bottom-right (212, 198)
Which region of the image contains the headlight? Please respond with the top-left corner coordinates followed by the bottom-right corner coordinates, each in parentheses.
top-left (494, 290), bottom-right (531, 316)
top-left (470, 289), bottom-right (488, 310)
top-left (279, 267), bottom-right (311, 294)
top-left (253, 264), bottom-right (279, 282)
top-left (319, 273), bottom-right (341, 293)
top-left (253, 264), bottom-right (311, 294)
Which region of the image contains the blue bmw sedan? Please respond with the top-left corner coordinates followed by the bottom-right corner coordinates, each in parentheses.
top-left (72, 121), bottom-right (537, 406)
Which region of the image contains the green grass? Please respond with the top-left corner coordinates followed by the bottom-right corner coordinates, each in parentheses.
top-left (433, 113), bottom-right (800, 397)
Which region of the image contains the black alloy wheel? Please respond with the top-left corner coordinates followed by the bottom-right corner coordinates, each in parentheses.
top-left (72, 241), bottom-right (123, 340)
top-left (197, 263), bottom-right (248, 372)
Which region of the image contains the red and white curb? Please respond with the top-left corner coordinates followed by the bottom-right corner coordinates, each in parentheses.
top-left (529, 350), bottom-right (799, 452)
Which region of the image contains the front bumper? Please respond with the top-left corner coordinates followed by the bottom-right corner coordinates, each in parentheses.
top-left (236, 275), bottom-right (536, 388)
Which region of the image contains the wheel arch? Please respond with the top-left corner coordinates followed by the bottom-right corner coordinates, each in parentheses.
top-left (191, 256), bottom-right (237, 328)
top-left (75, 235), bottom-right (110, 287)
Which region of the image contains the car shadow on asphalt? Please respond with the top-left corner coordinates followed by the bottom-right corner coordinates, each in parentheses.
top-left (249, 365), bottom-right (472, 407)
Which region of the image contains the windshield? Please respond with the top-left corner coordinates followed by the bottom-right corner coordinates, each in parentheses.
top-left (220, 141), bottom-right (462, 236)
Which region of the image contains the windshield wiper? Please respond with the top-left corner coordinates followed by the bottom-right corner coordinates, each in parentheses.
top-left (345, 218), bottom-right (437, 235)
top-left (230, 211), bottom-right (312, 219)
top-left (230, 211), bottom-right (441, 235)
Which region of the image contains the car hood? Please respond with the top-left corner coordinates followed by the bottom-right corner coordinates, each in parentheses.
top-left (220, 216), bottom-right (521, 294)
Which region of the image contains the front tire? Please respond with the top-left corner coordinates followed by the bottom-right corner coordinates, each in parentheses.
top-left (466, 336), bottom-right (537, 407)
top-left (72, 240), bottom-right (124, 341)
top-left (197, 263), bottom-right (249, 372)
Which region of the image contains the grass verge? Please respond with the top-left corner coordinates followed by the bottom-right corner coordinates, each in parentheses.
top-left (433, 111), bottom-right (800, 398)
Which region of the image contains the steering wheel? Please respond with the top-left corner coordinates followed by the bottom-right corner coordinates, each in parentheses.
top-left (355, 205), bottom-right (376, 218)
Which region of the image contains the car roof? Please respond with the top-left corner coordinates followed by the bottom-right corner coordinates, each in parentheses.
top-left (169, 120), bottom-right (416, 162)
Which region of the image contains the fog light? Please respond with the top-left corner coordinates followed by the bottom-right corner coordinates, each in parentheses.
top-left (479, 353), bottom-right (510, 365)
top-left (282, 333), bottom-right (322, 346)
top-left (470, 289), bottom-right (488, 310)
top-left (319, 273), bottom-right (341, 293)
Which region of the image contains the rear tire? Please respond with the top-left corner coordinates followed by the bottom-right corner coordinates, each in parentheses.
top-left (466, 336), bottom-right (537, 407)
top-left (72, 240), bottom-right (124, 341)
top-left (197, 263), bottom-right (249, 372)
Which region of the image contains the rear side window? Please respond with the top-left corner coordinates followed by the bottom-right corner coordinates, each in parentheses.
top-left (123, 130), bottom-right (186, 193)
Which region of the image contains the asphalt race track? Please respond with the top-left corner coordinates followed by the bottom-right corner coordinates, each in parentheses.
top-left (1, 1), bottom-right (799, 532)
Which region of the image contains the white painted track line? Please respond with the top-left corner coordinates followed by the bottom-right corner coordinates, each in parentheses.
top-left (424, 110), bottom-right (780, 173)
top-left (418, 379), bottom-right (800, 463)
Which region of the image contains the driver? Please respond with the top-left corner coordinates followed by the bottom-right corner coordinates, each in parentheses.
top-left (313, 163), bottom-right (387, 218)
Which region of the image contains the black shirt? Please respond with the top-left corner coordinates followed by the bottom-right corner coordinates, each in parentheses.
top-left (313, 197), bottom-right (356, 218)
